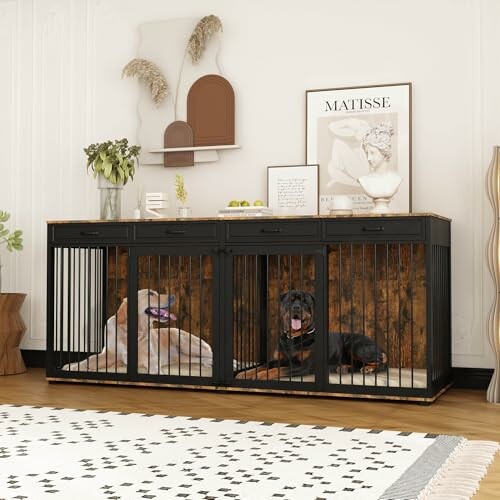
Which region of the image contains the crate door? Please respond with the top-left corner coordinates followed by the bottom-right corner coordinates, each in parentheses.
top-left (228, 247), bottom-right (324, 389)
top-left (132, 249), bottom-right (217, 382)
top-left (49, 245), bottom-right (129, 378)
top-left (326, 242), bottom-right (428, 393)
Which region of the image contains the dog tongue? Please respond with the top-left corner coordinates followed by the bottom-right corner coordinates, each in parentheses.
top-left (292, 319), bottom-right (302, 330)
top-left (147, 307), bottom-right (176, 321)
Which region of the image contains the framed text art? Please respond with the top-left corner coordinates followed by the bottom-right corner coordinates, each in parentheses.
top-left (306, 83), bottom-right (412, 214)
top-left (267, 164), bottom-right (319, 216)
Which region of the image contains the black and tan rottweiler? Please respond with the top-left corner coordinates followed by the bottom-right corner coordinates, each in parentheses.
top-left (235, 290), bottom-right (387, 380)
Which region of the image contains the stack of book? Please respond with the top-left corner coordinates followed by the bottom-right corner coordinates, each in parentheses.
top-left (217, 206), bottom-right (273, 217)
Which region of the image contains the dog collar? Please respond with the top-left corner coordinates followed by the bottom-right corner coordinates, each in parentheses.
top-left (284, 327), bottom-right (316, 347)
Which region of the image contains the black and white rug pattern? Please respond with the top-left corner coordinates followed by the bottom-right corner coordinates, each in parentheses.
top-left (0, 404), bottom-right (497, 499)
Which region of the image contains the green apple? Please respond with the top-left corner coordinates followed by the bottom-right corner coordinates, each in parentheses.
top-left (253, 200), bottom-right (265, 206)
top-left (240, 200), bottom-right (250, 207)
top-left (228, 200), bottom-right (240, 207)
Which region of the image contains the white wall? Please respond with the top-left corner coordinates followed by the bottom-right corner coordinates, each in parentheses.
top-left (1, 0), bottom-right (499, 368)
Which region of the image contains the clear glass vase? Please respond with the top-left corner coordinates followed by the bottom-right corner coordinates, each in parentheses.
top-left (177, 206), bottom-right (191, 218)
top-left (98, 176), bottom-right (123, 220)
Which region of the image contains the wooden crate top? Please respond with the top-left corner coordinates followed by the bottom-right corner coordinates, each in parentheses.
top-left (47, 213), bottom-right (451, 224)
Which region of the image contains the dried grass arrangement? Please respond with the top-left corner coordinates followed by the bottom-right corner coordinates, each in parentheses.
top-left (187, 15), bottom-right (223, 64)
top-left (122, 58), bottom-right (169, 106)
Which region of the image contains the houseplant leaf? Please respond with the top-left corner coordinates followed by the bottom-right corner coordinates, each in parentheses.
top-left (103, 158), bottom-right (112, 179)
top-left (0, 210), bottom-right (23, 292)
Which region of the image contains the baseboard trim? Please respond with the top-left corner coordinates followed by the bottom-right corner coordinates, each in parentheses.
top-left (20, 351), bottom-right (494, 390)
top-left (451, 367), bottom-right (493, 390)
top-left (21, 349), bottom-right (46, 369)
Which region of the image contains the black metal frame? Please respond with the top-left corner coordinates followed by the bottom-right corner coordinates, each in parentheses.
top-left (46, 215), bottom-right (451, 401)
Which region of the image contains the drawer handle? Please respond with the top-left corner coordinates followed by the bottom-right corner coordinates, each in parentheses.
top-left (362, 226), bottom-right (384, 232)
top-left (165, 229), bottom-right (186, 235)
top-left (261, 228), bottom-right (283, 234)
top-left (80, 231), bottom-right (100, 236)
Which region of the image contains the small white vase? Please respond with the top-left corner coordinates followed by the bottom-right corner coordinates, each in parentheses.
top-left (98, 176), bottom-right (123, 220)
top-left (177, 206), bottom-right (191, 218)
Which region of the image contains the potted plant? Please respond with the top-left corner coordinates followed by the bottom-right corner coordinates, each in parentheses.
top-left (84, 138), bottom-right (141, 220)
top-left (174, 174), bottom-right (191, 217)
top-left (0, 210), bottom-right (26, 375)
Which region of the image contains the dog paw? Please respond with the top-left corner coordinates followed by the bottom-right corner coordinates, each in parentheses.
top-left (360, 365), bottom-right (376, 374)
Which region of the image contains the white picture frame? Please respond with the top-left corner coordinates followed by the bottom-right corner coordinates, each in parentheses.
top-left (267, 164), bottom-right (319, 216)
top-left (306, 82), bottom-right (412, 214)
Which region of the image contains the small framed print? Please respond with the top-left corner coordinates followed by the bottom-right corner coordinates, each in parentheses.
top-left (267, 164), bottom-right (319, 216)
top-left (306, 82), bottom-right (412, 214)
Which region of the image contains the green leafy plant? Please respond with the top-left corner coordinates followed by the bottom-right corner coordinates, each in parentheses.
top-left (175, 174), bottom-right (188, 205)
top-left (84, 138), bottom-right (141, 185)
top-left (0, 210), bottom-right (23, 294)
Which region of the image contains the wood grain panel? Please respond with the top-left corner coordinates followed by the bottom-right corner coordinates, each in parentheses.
top-left (328, 243), bottom-right (426, 369)
top-left (163, 120), bottom-right (194, 167)
top-left (108, 252), bottom-right (214, 345)
top-left (232, 254), bottom-right (315, 364)
top-left (187, 75), bottom-right (235, 146)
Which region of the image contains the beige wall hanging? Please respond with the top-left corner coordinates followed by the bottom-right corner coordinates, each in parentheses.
top-left (123, 16), bottom-right (238, 167)
top-left (486, 145), bottom-right (500, 403)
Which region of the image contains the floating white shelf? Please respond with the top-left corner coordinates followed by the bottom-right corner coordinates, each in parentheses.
top-left (149, 145), bottom-right (240, 153)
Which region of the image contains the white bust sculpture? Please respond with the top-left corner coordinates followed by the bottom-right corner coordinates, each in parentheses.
top-left (357, 122), bottom-right (402, 214)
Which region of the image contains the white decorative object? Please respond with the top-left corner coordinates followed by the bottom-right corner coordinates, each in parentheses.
top-left (217, 206), bottom-right (273, 218)
top-left (486, 146), bottom-right (500, 403)
top-left (133, 186), bottom-right (144, 219)
top-left (329, 195), bottom-right (353, 215)
top-left (135, 18), bottom-right (226, 166)
top-left (267, 164), bottom-right (319, 216)
top-left (358, 171), bottom-right (403, 214)
top-left (145, 192), bottom-right (168, 218)
top-left (177, 206), bottom-right (191, 218)
top-left (149, 144), bottom-right (240, 153)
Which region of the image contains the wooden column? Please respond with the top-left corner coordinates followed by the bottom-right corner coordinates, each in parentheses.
top-left (0, 293), bottom-right (27, 375)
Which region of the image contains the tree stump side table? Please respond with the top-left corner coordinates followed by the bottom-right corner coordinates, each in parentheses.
top-left (0, 293), bottom-right (27, 375)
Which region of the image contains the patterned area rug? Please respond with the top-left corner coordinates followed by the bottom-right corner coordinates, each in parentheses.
top-left (0, 405), bottom-right (497, 500)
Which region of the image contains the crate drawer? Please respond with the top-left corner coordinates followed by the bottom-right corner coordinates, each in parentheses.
top-left (51, 223), bottom-right (131, 244)
top-left (134, 222), bottom-right (218, 242)
top-left (324, 218), bottom-right (425, 241)
top-left (226, 220), bottom-right (320, 242)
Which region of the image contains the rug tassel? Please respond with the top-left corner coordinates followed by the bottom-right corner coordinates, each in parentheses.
top-left (417, 440), bottom-right (500, 499)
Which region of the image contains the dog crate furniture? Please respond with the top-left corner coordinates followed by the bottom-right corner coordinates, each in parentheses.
top-left (46, 214), bottom-right (451, 402)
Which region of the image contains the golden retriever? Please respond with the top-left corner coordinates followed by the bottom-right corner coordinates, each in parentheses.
top-left (62, 289), bottom-right (212, 374)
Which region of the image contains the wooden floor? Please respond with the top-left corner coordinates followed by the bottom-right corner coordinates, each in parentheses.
top-left (0, 369), bottom-right (499, 499)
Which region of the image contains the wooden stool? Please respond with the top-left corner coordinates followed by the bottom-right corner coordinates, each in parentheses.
top-left (0, 293), bottom-right (27, 375)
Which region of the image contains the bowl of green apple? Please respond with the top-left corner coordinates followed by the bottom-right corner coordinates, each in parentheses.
top-left (227, 200), bottom-right (265, 208)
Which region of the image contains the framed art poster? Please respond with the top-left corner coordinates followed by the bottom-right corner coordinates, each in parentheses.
top-left (267, 164), bottom-right (319, 216)
top-left (306, 83), bottom-right (411, 214)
